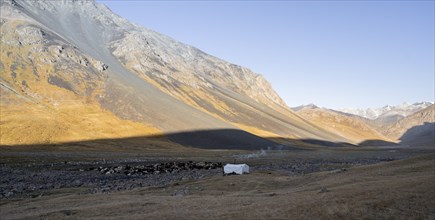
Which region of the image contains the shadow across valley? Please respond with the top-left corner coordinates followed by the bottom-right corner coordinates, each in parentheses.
top-left (358, 139), bottom-right (399, 147)
top-left (164, 129), bottom-right (285, 150)
top-left (1, 128), bottom-right (404, 152)
top-left (2, 129), bottom-right (299, 151)
top-left (296, 139), bottom-right (355, 148)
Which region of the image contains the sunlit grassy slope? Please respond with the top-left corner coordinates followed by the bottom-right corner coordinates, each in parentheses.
top-left (0, 89), bottom-right (160, 145)
top-left (296, 108), bottom-right (393, 144)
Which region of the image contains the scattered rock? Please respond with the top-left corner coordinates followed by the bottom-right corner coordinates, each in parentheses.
top-left (268, 192), bottom-right (277, 197)
top-left (96, 161), bottom-right (222, 176)
top-left (319, 187), bottom-right (329, 193)
top-left (172, 187), bottom-right (190, 197)
top-left (330, 168), bottom-right (347, 174)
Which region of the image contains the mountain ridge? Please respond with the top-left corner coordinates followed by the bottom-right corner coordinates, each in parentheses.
top-left (1, 0), bottom-right (349, 147)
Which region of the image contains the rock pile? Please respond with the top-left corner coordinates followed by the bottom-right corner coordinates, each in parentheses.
top-left (96, 161), bottom-right (222, 175)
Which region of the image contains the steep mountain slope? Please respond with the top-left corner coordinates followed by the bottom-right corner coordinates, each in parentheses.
top-left (294, 107), bottom-right (392, 145)
top-left (0, 0), bottom-right (348, 147)
top-left (338, 102), bottom-right (433, 124)
top-left (383, 105), bottom-right (434, 146)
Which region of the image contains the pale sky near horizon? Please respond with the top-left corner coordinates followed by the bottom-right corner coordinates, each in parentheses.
top-left (100, 0), bottom-right (434, 109)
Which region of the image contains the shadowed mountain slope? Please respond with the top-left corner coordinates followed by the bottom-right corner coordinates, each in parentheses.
top-left (399, 123), bottom-right (434, 147)
top-left (383, 105), bottom-right (434, 146)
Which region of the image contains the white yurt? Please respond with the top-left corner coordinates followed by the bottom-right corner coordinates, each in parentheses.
top-left (224, 164), bottom-right (249, 175)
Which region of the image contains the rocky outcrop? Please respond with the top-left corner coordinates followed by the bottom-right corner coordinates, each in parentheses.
top-left (1, 11), bottom-right (109, 101)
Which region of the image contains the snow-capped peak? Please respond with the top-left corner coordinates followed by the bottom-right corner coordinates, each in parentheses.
top-left (337, 101), bottom-right (433, 120)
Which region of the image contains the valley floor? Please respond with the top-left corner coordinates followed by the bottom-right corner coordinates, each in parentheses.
top-left (0, 145), bottom-right (434, 219)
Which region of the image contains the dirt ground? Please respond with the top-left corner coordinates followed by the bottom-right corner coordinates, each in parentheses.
top-left (0, 145), bottom-right (434, 219)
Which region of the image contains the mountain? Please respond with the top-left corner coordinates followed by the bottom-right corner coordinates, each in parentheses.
top-left (291, 104), bottom-right (319, 112)
top-left (383, 105), bottom-right (434, 146)
top-left (0, 0), bottom-right (349, 148)
top-left (338, 102), bottom-right (433, 124)
top-left (295, 107), bottom-right (392, 145)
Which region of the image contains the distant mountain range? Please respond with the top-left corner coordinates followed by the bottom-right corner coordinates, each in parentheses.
top-left (292, 102), bottom-right (434, 146)
top-left (294, 106), bottom-right (390, 145)
top-left (292, 101), bottom-right (433, 125)
top-left (337, 102), bottom-right (433, 124)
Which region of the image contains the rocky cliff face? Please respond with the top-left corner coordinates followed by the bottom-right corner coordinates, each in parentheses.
top-left (1, 0), bottom-right (348, 147)
top-left (109, 29), bottom-right (288, 110)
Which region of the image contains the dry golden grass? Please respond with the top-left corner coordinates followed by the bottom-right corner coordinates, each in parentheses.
top-left (1, 154), bottom-right (433, 219)
top-left (0, 93), bottom-right (160, 145)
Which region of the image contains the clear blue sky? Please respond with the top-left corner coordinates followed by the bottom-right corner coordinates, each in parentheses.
top-left (100, 0), bottom-right (434, 109)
